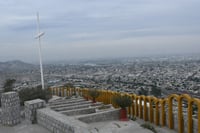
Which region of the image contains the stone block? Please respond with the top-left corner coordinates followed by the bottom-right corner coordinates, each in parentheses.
top-left (1, 91), bottom-right (20, 126)
top-left (24, 99), bottom-right (46, 124)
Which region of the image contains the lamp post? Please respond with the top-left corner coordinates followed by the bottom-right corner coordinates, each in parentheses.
top-left (35, 12), bottom-right (45, 90)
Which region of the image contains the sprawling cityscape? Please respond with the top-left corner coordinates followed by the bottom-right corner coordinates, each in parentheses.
top-left (1, 54), bottom-right (200, 99)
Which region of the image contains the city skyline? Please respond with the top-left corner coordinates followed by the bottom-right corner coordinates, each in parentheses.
top-left (0, 0), bottom-right (200, 63)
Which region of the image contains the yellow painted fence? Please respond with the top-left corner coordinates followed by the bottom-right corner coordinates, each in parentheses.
top-left (50, 87), bottom-right (200, 133)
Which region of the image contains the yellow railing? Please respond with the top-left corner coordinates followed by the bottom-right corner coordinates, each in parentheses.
top-left (50, 87), bottom-right (200, 133)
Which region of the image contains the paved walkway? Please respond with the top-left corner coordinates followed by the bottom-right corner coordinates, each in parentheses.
top-left (0, 120), bottom-right (50, 133)
top-left (0, 120), bottom-right (153, 133)
top-left (0, 119), bottom-right (177, 133)
top-left (136, 119), bottom-right (177, 133)
top-left (88, 120), bottom-right (154, 133)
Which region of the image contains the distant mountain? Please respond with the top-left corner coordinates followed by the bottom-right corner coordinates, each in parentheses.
top-left (0, 60), bottom-right (36, 73)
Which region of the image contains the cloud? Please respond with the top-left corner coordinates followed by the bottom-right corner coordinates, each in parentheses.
top-left (0, 0), bottom-right (200, 62)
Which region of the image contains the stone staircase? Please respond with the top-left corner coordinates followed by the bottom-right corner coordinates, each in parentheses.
top-left (35, 96), bottom-right (124, 133)
top-left (35, 96), bottom-right (154, 133)
top-left (48, 97), bottom-right (118, 121)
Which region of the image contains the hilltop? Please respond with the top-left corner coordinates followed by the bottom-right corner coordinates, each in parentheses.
top-left (0, 60), bottom-right (36, 73)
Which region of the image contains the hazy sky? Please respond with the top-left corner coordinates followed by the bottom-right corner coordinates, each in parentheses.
top-left (0, 0), bottom-right (200, 63)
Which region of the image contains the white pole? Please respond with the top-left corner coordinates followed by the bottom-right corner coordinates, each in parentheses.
top-left (36, 12), bottom-right (45, 89)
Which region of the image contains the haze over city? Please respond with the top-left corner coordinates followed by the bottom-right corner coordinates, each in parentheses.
top-left (1, 1), bottom-right (200, 133)
top-left (0, 0), bottom-right (200, 63)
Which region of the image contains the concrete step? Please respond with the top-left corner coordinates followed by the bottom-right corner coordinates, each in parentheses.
top-left (49, 98), bottom-right (85, 106)
top-left (54, 103), bottom-right (92, 112)
top-left (50, 101), bottom-right (92, 109)
top-left (61, 107), bottom-right (96, 116)
top-left (56, 102), bottom-right (103, 112)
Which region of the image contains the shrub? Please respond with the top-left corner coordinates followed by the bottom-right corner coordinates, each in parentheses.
top-left (88, 89), bottom-right (100, 99)
top-left (141, 123), bottom-right (157, 133)
top-left (3, 79), bottom-right (16, 92)
top-left (18, 86), bottom-right (52, 106)
top-left (98, 105), bottom-right (111, 110)
top-left (113, 95), bottom-right (132, 109)
top-left (131, 116), bottom-right (137, 121)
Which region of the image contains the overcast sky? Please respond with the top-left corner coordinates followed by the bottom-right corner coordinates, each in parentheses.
top-left (0, 0), bottom-right (200, 63)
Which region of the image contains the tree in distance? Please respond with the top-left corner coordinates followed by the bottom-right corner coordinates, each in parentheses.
top-left (3, 79), bottom-right (16, 92)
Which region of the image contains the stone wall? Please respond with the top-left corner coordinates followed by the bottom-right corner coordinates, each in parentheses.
top-left (37, 108), bottom-right (89, 133)
top-left (1, 91), bottom-right (20, 126)
top-left (24, 99), bottom-right (46, 124)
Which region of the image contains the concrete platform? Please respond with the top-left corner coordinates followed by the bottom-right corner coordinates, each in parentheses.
top-left (0, 115), bottom-right (177, 133)
top-left (88, 120), bottom-right (154, 133)
top-left (0, 120), bottom-right (152, 133)
top-left (136, 118), bottom-right (177, 133)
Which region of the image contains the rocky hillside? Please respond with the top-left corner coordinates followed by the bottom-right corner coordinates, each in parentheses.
top-left (0, 60), bottom-right (36, 73)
